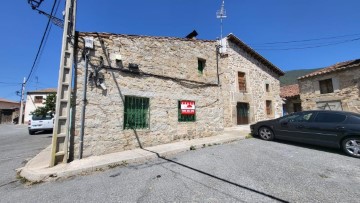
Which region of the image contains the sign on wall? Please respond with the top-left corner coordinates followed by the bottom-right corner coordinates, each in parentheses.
top-left (181, 100), bottom-right (196, 115)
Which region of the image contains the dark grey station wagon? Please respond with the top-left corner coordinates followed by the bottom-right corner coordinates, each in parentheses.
top-left (250, 110), bottom-right (360, 158)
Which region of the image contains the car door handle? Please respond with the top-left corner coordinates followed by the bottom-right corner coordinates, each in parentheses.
top-left (336, 126), bottom-right (345, 130)
top-left (296, 125), bottom-right (305, 129)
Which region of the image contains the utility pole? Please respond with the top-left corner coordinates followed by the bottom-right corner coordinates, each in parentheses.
top-left (18, 77), bottom-right (26, 125)
top-left (50, 0), bottom-right (77, 166)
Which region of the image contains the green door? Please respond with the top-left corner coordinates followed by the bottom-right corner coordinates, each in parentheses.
top-left (237, 103), bottom-right (249, 125)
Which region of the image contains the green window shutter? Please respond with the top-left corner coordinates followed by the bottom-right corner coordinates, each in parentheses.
top-left (178, 101), bottom-right (196, 122)
top-left (124, 96), bottom-right (149, 129)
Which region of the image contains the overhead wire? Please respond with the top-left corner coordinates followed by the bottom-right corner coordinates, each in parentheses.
top-left (248, 33), bottom-right (360, 46)
top-left (25, 0), bottom-right (58, 84)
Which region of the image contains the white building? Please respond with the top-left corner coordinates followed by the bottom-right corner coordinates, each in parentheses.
top-left (24, 88), bottom-right (57, 123)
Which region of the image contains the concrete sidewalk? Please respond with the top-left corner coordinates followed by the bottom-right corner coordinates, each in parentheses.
top-left (18, 126), bottom-right (250, 182)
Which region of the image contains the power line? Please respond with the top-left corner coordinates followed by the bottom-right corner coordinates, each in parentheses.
top-left (248, 33), bottom-right (360, 46)
top-left (255, 37), bottom-right (360, 51)
top-left (25, 0), bottom-right (58, 84)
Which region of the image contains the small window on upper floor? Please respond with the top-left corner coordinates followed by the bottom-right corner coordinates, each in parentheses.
top-left (238, 72), bottom-right (246, 92)
top-left (266, 84), bottom-right (270, 92)
top-left (319, 79), bottom-right (333, 94)
top-left (198, 58), bottom-right (206, 74)
top-left (34, 96), bottom-right (43, 104)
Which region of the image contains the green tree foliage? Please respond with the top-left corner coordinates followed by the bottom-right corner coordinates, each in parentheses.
top-left (32, 93), bottom-right (56, 116)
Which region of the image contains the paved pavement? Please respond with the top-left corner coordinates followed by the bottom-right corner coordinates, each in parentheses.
top-left (19, 126), bottom-right (249, 182)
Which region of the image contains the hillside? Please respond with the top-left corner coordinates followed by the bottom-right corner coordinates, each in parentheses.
top-left (280, 68), bottom-right (320, 86)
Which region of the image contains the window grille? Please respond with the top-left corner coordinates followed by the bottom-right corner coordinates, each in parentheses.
top-left (124, 96), bottom-right (150, 129)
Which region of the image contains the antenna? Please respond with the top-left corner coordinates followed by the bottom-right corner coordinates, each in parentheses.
top-left (216, 0), bottom-right (227, 42)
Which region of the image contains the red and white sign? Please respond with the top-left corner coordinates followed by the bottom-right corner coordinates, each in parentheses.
top-left (181, 100), bottom-right (196, 115)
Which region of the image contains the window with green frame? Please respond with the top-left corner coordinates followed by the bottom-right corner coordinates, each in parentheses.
top-left (198, 58), bottom-right (206, 74)
top-left (178, 101), bottom-right (196, 122)
top-left (124, 96), bottom-right (150, 129)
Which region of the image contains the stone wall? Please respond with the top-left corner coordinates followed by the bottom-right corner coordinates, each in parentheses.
top-left (221, 41), bottom-right (282, 127)
top-left (74, 33), bottom-right (224, 157)
top-left (299, 66), bottom-right (360, 113)
top-left (72, 33), bottom-right (283, 158)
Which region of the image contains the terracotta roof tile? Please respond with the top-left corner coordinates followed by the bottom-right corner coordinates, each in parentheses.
top-left (27, 88), bottom-right (57, 94)
top-left (280, 84), bottom-right (299, 98)
top-left (298, 59), bottom-right (360, 80)
top-left (0, 98), bottom-right (20, 104)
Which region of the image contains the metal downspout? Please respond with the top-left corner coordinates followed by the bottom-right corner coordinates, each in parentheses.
top-left (79, 49), bottom-right (89, 159)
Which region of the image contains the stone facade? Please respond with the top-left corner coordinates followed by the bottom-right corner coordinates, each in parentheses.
top-left (298, 63), bottom-right (360, 113)
top-left (72, 32), bottom-right (283, 158)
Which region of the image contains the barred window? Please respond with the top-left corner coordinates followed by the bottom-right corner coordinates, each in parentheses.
top-left (123, 96), bottom-right (150, 129)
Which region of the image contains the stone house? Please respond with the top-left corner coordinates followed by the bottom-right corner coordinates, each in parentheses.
top-left (0, 98), bottom-right (20, 124)
top-left (298, 59), bottom-right (360, 112)
top-left (24, 88), bottom-right (57, 123)
top-left (72, 32), bottom-right (284, 158)
top-left (280, 84), bottom-right (301, 115)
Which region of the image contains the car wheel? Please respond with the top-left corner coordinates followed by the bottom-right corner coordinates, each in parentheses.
top-left (258, 127), bottom-right (274, 141)
top-left (29, 130), bottom-right (35, 135)
top-left (342, 137), bottom-right (360, 158)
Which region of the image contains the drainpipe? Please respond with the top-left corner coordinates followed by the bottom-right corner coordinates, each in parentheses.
top-left (79, 48), bottom-right (89, 159)
top-left (216, 44), bottom-right (221, 86)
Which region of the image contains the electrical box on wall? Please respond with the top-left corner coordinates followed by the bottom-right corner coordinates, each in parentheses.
top-left (84, 37), bottom-right (94, 49)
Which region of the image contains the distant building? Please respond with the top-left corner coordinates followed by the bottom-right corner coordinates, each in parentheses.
top-left (0, 98), bottom-right (20, 124)
top-left (298, 59), bottom-right (360, 113)
top-left (24, 88), bottom-right (57, 123)
top-left (69, 32), bottom-right (284, 158)
top-left (280, 84), bottom-right (301, 115)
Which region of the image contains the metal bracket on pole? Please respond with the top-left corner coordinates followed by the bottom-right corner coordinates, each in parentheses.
top-left (50, 0), bottom-right (77, 166)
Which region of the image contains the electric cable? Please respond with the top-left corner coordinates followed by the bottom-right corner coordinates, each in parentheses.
top-left (25, 0), bottom-right (58, 84)
top-left (255, 37), bottom-right (360, 51)
top-left (248, 33), bottom-right (360, 46)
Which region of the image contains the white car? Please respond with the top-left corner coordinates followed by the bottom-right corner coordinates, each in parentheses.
top-left (28, 113), bottom-right (54, 135)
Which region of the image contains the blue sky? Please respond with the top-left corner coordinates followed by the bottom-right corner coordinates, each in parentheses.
top-left (1, 0), bottom-right (360, 101)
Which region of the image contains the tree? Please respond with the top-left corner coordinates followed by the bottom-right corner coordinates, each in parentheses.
top-left (32, 93), bottom-right (56, 116)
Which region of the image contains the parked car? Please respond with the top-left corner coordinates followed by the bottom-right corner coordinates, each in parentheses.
top-left (28, 113), bottom-right (54, 135)
top-left (250, 110), bottom-right (360, 158)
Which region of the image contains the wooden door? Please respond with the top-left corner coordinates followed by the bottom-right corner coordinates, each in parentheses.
top-left (237, 103), bottom-right (249, 125)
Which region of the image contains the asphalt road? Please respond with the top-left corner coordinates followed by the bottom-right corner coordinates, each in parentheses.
top-left (1, 125), bottom-right (360, 202)
top-left (0, 124), bottom-right (52, 189)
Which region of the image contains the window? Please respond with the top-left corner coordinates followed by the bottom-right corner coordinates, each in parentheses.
top-left (198, 59), bottom-right (206, 74)
top-left (178, 101), bottom-right (196, 122)
top-left (280, 112), bottom-right (313, 123)
top-left (34, 96), bottom-right (43, 103)
top-left (314, 112), bottom-right (346, 123)
top-left (123, 96), bottom-right (150, 129)
top-left (238, 72), bottom-right (246, 92)
top-left (266, 100), bottom-right (272, 115)
top-left (266, 84), bottom-right (270, 92)
top-left (319, 79), bottom-right (334, 94)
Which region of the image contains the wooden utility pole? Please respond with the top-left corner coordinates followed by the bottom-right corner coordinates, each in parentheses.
top-left (50, 0), bottom-right (77, 166)
top-left (18, 77), bottom-right (26, 125)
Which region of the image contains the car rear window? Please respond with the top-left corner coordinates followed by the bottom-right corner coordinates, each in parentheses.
top-left (314, 112), bottom-right (346, 123)
top-left (32, 114), bottom-right (53, 120)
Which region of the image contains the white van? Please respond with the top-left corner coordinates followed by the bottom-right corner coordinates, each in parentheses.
top-left (28, 113), bottom-right (54, 135)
